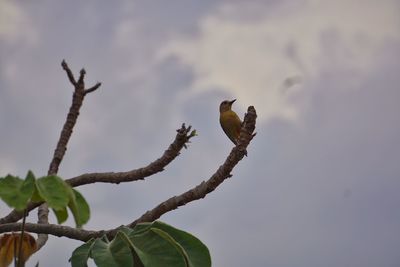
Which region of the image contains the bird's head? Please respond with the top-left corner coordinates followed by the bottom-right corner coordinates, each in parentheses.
top-left (219, 99), bottom-right (236, 113)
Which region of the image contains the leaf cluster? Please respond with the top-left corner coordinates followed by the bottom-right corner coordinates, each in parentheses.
top-left (70, 221), bottom-right (211, 267)
top-left (0, 171), bottom-right (90, 227)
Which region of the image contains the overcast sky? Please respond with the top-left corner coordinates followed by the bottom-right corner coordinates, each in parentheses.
top-left (1, 1), bottom-right (400, 266)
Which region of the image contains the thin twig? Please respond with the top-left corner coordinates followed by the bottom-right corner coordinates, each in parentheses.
top-left (85, 82), bottom-right (101, 94)
top-left (61, 60), bottom-right (76, 86)
top-left (77, 69), bottom-right (86, 84)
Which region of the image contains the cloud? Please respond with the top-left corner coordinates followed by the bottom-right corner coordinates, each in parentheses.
top-left (195, 40), bottom-right (400, 266)
top-left (1, 1), bottom-right (399, 266)
top-left (160, 0), bottom-right (400, 122)
top-left (0, 0), bottom-right (38, 45)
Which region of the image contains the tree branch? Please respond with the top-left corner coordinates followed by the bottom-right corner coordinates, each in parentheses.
top-left (127, 106), bottom-right (257, 228)
top-left (48, 62), bottom-right (93, 175)
top-left (84, 82), bottom-right (101, 94)
top-left (0, 223), bottom-right (101, 242)
top-left (0, 124), bottom-right (195, 225)
top-left (37, 60), bottom-right (101, 249)
top-left (0, 107), bottom-right (256, 244)
top-left (61, 60), bottom-right (77, 86)
top-left (67, 124), bottom-right (196, 187)
top-left (0, 202), bottom-right (39, 225)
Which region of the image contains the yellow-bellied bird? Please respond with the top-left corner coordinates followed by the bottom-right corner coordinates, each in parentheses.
top-left (219, 99), bottom-right (242, 145)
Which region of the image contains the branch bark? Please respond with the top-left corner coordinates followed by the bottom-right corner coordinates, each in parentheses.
top-left (36, 60), bottom-right (101, 249)
top-left (0, 223), bottom-right (101, 242)
top-left (127, 106), bottom-right (257, 227)
top-left (0, 124), bottom-right (195, 225)
top-left (66, 124), bottom-right (196, 187)
top-left (0, 106), bottom-right (257, 243)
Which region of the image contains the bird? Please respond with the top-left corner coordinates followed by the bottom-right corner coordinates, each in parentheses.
top-left (219, 99), bottom-right (242, 145)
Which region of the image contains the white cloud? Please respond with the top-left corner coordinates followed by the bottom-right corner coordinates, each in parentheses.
top-left (159, 0), bottom-right (400, 122)
top-left (0, 0), bottom-right (38, 45)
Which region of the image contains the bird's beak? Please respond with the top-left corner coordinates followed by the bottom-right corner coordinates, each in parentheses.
top-left (229, 99), bottom-right (236, 105)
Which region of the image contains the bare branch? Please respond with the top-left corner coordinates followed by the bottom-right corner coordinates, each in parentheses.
top-left (37, 61), bottom-right (101, 249)
top-left (67, 124), bottom-right (195, 187)
top-left (85, 82), bottom-right (101, 94)
top-left (61, 60), bottom-right (77, 86)
top-left (0, 124), bottom-right (195, 225)
top-left (77, 68), bottom-right (86, 85)
top-left (128, 106), bottom-right (257, 228)
top-left (1, 61), bottom-right (257, 249)
top-left (49, 61), bottom-right (101, 176)
top-left (0, 223), bottom-right (101, 242)
top-left (0, 203), bottom-right (37, 225)
top-left (0, 107), bottom-right (256, 244)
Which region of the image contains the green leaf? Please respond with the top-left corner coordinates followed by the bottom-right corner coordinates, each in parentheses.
top-left (53, 207), bottom-right (68, 224)
top-left (91, 233), bottom-right (133, 267)
top-left (35, 175), bottom-right (69, 210)
top-left (152, 228), bottom-right (190, 260)
top-left (131, 223), bottom-right (153, 235)
top-left (68, 189), bottom-right (90, 228)
top-left (31, 187), bottom-right (44, 203)
top-left (115, 230), bottom-right (145, 267)
top-left (0, 171), bottom-right (35, 211)
top-left (70, 239), bottom-right (95, 267)
top-left (116, 226), bottom-right (134, 236)
top-left (25, 171), bottom-right (43, 203)
top-left (151, 221), bottom-right (211, 267)
top-left (68, 222), bottom-right (210, 267)
top-left (128, 227), bottom-right (187, 267)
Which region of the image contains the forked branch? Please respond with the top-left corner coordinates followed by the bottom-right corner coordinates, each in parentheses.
top-left (37, 60), bottom-right (101, 249)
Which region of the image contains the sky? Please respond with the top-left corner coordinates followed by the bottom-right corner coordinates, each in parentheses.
top-left (1, 0), bottom-right (400, 266)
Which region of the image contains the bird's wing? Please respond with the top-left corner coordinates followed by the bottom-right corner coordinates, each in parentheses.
top-left (220, 112), bottom-right (242, 145)
top-left (221, 123), bottom-right (238, 145)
